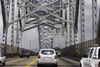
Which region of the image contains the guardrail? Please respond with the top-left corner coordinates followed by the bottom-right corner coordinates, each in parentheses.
top-left (0, 44), bottom-right (37, 58)
top-left (61, 38), bottom-right (100, 59)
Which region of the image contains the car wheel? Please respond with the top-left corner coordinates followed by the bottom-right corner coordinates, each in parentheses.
top-left (3, 61), bottom-right (5, 66)
top-left (37, 64), bottom-right (40, 67)
top-left (0, 63), bottom-right (1, 67)
top-left (80, 63), bottom-right (82, 67)
top-left (27, 56), bottom-right (29, 58)
top-left (54, 64), bottom-right (57, 67)
top-left (20, 56), bottom-right (23, 58)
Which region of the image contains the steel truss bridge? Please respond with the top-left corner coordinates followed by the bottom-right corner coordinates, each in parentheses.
top-left (0, 0), bottom-right (100, 55)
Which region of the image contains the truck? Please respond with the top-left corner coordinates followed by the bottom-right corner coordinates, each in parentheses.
top-left (80, 46), bottom-right (100, 67)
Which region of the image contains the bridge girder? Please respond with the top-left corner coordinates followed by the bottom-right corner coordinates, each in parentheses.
top-left (1, 0), bottom-right (99, 53)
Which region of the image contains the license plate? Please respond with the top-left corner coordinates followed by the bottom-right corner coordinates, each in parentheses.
top-left (46, 57), bottom-right (49, 59)
top-left (44, 57), bottom-right (50, 60)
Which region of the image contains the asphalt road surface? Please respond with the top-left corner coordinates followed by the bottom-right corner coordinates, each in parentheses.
top-left (3, 56), bottom-right (80, 67)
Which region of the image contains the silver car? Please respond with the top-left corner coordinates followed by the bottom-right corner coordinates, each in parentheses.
top-left (37, 49), bottom-right (58, 67)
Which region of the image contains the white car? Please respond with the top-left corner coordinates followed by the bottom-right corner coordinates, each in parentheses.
top-left (80, 46), bottom-right (100, 67)
top-left (37, 49), bottom-right (58, 67)
top-left (0, 53), bottom-right (6, 66)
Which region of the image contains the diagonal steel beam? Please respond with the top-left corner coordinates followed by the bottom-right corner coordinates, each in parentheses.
top-left (20, 7), bottom-right (55, 25)
top-left (22, 22), bottom-right (61, 32)
top-left (23, 8), bottom-right (64, 28)
top-left (9, 0), bottom-right (61, 24)
top-left (20, 5), bottom-right (63, 24)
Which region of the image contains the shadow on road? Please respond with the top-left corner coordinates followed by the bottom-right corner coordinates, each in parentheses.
top-left (4, 65), bottom-right (78, 67)
top-left (3, 65), bottom-right (37, 66)
top-left (37, 65), bottom-right (77, 67)
top-left (58, 57), bottom-right (79, 67)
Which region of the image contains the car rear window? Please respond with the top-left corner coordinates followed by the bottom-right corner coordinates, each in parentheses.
top-left (21, 50), bottom-right (28, 53)
top-left (41, 50), bottom-right (54, 55)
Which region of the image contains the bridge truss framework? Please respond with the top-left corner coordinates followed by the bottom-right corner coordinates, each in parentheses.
top-left (0, 0), bottom-right (99, 54)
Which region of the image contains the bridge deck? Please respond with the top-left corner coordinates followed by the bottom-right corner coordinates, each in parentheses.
top-left (3, 56), bottom-right (80, 67)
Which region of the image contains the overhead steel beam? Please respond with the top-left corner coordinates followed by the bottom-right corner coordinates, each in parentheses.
top-left (1, 0), bottom-right (73, 53)
top-left (23, 23), bottom-right (61, 32)
top-left (23, 23), bottom-right (43, 32)
top-left (9, 0), bottom-right (61, 24)
top-left (21, 6), bottom-right (64, 28)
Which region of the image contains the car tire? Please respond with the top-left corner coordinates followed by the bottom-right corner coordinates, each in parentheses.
top-left (80, 63), bottom-right (82, 67)
top-left (0, 63), bottom-right (1, 67)
top-left (37, 64), bottom-right (40, 67)
top-left (3, 61), bottom-right (5, 66)
top-left (20, 56), bottom-right (23, 58)
top-left (54, 64), bottom-right (57, 67)
top-left (27, 56), bottom-right (30, 58)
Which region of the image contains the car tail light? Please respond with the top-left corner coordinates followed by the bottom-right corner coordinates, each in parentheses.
top-left (38, 55), bottom-right (40, 59)
top-left (55, 55), bottom-right (57, 59)
top-left (98, 62), bottom-right (100, 67)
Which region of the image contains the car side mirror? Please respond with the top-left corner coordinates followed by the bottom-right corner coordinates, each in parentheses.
top-left (82, 54), bottom-right (88, 58)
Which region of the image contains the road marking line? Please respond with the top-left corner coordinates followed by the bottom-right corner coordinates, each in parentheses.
top-left (25, 59), bottom-right (37, 67)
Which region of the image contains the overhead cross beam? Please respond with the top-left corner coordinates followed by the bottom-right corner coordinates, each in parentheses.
top-left (9, 0), bottom-right (61, 24)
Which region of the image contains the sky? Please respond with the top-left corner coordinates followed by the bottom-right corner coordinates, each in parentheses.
top-left (0, 0), bottom-right (100, 53)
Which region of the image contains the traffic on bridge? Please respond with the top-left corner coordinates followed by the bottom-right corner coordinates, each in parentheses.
top-left (0, 0), bottom-right (100, 67)
top-left (3, 56), bottom-right (79, 67)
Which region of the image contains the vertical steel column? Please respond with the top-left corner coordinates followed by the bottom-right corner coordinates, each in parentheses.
top-left (14, 0), bottom-right (18, 53)
top-left (65, 0), bottom-right (68, 47)
top-left (80, 0), bottom-right (85, 42)
top-left (92, 0), bottom-right (97, 40)
top-left (24, 1), bottom-right (28, 50)
top-left (66, 3), bottom-right (69, 46)
top-left (73, 0), bottom-right (78, 45)
top-left (16, 0), bottom-right (20, 53)
top-left (62, 0), bottom-right (66, 28)
top-left (62, 0), bottom-right (66, 47)
top-left (73, 0), bottom-right (79, 44)
top-left (11, 0), bottom-right (15, 53)
top-left (97, 10), bottom-right (100, 38)
top-left (1, 0), bottom-right (9, 54)
top-left (69, 0), bottom-right (73, 46)
top-left (38, 27), bottom-right (41, 50)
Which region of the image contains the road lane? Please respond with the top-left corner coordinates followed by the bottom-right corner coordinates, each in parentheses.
top-left (58, 57), bottom-right (80, 67)
top-left (3, 56), bottom-right (37, 67)
top-left (3, 56), bottom-right (80, 67)
top-left (25, 59), bottom-right (37, 67)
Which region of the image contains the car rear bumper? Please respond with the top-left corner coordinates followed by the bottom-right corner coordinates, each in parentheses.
top-left (37, 59), bottom-right (58, 64)
top-left (20, 55), bottom-right (29, 57)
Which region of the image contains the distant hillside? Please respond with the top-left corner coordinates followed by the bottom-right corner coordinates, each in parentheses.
top-left (32, 48), bottom-right (39, 53)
